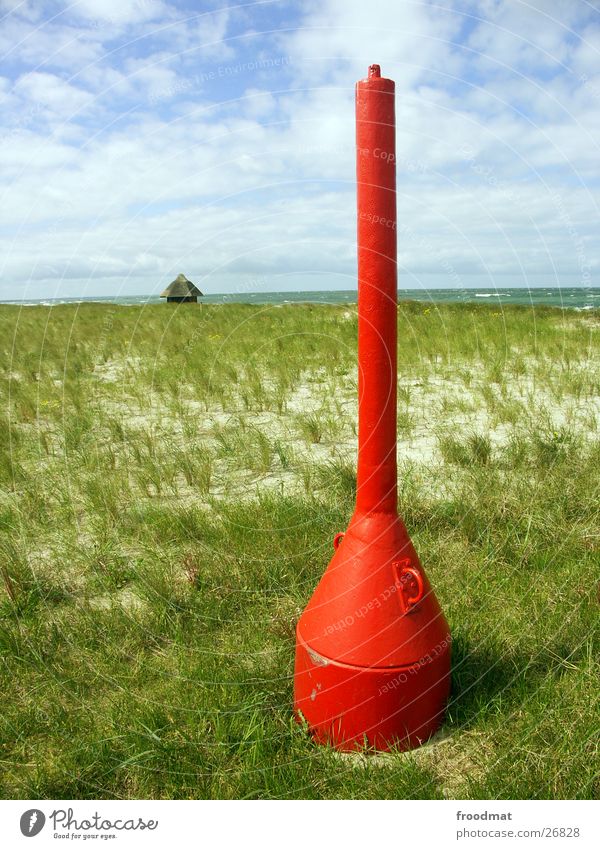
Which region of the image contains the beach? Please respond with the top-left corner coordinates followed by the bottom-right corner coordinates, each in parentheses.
top-left (0, 298), bottom-right (598, 799)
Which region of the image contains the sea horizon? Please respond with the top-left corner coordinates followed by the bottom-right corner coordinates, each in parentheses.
top-left (0, 286), bottom-right (598, 310)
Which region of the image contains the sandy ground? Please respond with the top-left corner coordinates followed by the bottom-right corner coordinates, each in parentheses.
top-left (91, 354), bottom-right (599, 506)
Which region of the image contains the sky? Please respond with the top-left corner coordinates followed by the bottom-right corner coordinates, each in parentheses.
top-left (0, 0), bottom-right (599, 299)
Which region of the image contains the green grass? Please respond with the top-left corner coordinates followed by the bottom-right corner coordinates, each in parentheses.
top-left (0, 300), bottom-right (598, 799)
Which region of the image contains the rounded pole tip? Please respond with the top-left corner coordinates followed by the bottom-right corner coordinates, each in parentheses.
top-left (368, 64), bottom-right (381, 78)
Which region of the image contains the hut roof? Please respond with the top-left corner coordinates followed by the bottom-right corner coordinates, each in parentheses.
top-left (160, 274), bottom-right (203, 298)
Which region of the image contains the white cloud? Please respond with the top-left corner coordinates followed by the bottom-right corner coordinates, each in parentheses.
top-left (14, 70), bottom-right (93, 114)
top-left (283, 0), bottom-right (463, 85)
top-left (241, 87), bottom-right (277, 118)
top-left (71, 0), bottom-right (170, 26)
top-left (0, 16), bottom-right (103, 72)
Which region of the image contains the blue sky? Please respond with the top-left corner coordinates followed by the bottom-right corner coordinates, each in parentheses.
top-left (0, 0), bottom-right (598, 299)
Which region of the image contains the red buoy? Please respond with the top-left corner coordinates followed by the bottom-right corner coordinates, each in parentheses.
top-left (293, 65), bottom-right (451, 752)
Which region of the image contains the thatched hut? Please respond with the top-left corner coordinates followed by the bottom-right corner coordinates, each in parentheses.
top-left (160, 274), bottom-right (203, 303)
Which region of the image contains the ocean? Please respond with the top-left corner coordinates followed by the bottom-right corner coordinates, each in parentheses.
top-left (1, 287), bottom-right (598, 310)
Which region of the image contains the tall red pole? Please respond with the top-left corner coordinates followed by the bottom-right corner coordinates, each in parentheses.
top-left (293, 66), bottom-right (451, 752)
top-left (356, 64), bottom-right (398, 516)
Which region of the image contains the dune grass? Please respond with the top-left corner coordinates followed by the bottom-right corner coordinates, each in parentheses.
top-left (0, 299), bottom-right (598, 799)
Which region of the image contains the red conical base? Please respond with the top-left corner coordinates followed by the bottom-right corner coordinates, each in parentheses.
top-left (294, 510), bottom-right (451, 751)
